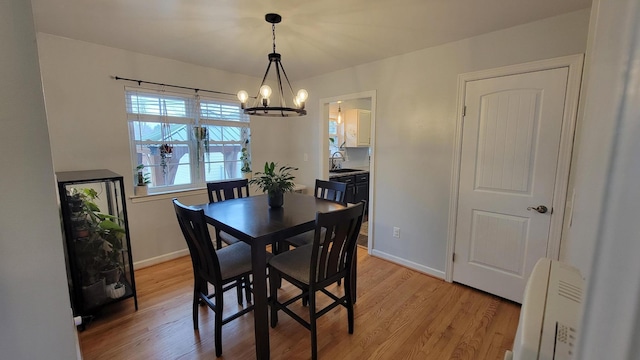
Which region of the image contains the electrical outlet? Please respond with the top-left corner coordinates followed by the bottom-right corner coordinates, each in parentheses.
top-left (393, 227), bottom-right (400, 238)
top-left (303, 153), bottom-right (308, 162)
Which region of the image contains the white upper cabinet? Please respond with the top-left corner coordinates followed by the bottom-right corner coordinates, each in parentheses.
top-left (345, 109), bottom-right (371, 147)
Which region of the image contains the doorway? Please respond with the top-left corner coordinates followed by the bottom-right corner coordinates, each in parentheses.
top-left (446, 55), bottom-right (583, 303)
top-left (319, 91), bottom-right (376, 253)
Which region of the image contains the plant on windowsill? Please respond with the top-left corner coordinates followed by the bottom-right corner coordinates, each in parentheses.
top-left (249, 162), bottom-right (297, 208)
top-left (134, 164), bottom-right (151, 196)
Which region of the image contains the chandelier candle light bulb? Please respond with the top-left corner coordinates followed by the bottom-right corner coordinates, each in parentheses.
top-left (237, 90), bottom-right (249, 107)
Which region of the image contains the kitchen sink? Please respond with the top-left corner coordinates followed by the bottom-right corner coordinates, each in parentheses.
top-left (329, 168), bottom-right (361, 173)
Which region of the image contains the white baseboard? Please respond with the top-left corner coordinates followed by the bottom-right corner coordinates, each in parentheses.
top-left (133, 247), bottom-right (446, 281)
top-left (370, 249), bottom-right (446, 280)
top-left (133, 248), bottom-right (189, 270)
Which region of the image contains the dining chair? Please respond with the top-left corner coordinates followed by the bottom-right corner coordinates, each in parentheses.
top-left (283, 179), bottom-right (347, 248)
top-left (268, 201), bottom-right (365, 360)
top-left (173, 198), bottom-right (265, 357)
top-left (206, 179), bottom-right (250, 249)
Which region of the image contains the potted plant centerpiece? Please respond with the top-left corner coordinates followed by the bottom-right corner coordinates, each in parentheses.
top-left (249, 162), bottom-right (297, 208)
top-left (134, 164), bottom-right (151, 196)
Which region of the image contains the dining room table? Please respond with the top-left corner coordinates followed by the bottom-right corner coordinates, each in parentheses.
top-left (193, 192), bottom-right (346, 360)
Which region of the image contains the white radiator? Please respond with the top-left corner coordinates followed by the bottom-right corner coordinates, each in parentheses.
top-left (505, 258), bottom-right (584, 360)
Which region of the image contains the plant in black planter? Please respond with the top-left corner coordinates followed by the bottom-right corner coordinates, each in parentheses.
top-left (249, 162), bottom-right (297, 208)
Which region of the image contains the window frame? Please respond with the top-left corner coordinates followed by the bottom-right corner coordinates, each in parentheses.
top-left (125, 87), bottom-right (250, 194)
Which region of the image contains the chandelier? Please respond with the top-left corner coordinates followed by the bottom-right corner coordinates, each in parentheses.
top-left (237, 13), bottom-right (308, 117)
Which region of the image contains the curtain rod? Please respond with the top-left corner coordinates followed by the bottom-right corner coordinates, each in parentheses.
top-left (112, 75), bottom-right (251, 98)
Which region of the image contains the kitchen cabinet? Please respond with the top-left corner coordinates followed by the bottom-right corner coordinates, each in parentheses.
top-left (354, 173), bottom-right (369, 206)
top-left (56, 169), bottom-right (138, 327)
top-left (345, 109), bottom-right (371, 147)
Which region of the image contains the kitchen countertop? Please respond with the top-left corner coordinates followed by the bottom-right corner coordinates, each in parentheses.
top-left (329, 169), bottom-right (369, 178)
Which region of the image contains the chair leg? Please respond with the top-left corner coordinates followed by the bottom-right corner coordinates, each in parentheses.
top-left (214, 290), bottom-right (224, 357)
top-left (351, 257), bottom-right (357, 304)
top-left (244, 275), bottom-right (252, 303)
top-left (309, 289), bottom-right (318, 360)
top-left (198, 278), bottom-right (208, 306)
top-left (192, 279), bottom-right (200, 330)
top-left (215, 229), bottom-right (222, 250)
top-left (236, 279), bottom-right (243, 305)
top-left (269, 270), bottom-right (279, 328)
top-left (345, 275), bottom-right (354, 334)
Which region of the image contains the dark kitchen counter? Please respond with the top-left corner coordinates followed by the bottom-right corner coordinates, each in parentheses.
top-left (329, 169), bottom-right (369, 178)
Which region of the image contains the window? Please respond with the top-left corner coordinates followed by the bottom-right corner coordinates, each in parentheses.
top-left (126, 88), bottom-right (250, 193)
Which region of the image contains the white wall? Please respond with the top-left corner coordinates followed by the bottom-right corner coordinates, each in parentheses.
top-left (36, 34), bottom-right (295, 265)
top-left (568, 0), bottom-right (640, 357)
top-left (560, 1), bottom-right (634, 278)
top-left (293, 9), bottom-right (591, 275)
top-left (0, 1), bottom-right (79, 358)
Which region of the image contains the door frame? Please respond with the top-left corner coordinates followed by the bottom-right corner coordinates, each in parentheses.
top-left (319, 90), bottom-right (377, 254)
top-left (445, 54), bottom-right (584, 282)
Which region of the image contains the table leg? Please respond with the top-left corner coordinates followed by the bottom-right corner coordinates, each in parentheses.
top-left (251, 242), bottom-right (270, 359)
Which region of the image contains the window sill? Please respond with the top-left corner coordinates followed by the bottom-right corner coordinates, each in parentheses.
top-left (130, 187), bottom-right (207, 203)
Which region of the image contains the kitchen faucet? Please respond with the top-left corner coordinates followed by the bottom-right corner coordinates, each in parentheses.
top-left (331, 151), bottom-right (345, 170)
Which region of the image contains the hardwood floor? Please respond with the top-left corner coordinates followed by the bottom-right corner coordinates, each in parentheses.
top-left (78, 250), bottom-right (520, 359)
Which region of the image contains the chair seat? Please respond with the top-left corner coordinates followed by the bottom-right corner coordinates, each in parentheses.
top-left (284, 231), bottom-right (313, 247)
top-left (218, 230), bottom-right (240, 245)
top-left (218, 242), bottom-right (272, 281)
top-left (283, 228), bottom-right (326, 248)
top-left (269, 244), bottom-right (313, 285)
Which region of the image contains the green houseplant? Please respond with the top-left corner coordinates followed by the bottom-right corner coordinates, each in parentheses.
top-left (249, 162), bottom-right (297, 208)
top-left (135, 164), bottom-right (151, 196)
top-left (240, 140), bottom-right (252, 179)
top-left (67, 187), bottom-right (127, 305)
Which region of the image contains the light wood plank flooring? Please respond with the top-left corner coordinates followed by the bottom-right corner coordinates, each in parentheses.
top-left (78, 248), bottom-right (520, 359)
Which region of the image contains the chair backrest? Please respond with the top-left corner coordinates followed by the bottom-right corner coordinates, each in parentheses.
top-left (314, 179), bottom-right (347, 205)
top-left (310, 201), bottom-right (365, 285)
top-left (207, 179), bottom-right (250, 203)
top-left (173, 198), bottom-right (222, 284)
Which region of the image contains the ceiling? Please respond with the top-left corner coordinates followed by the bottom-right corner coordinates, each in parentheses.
top-left (31, 0), bottom-right (591, 81)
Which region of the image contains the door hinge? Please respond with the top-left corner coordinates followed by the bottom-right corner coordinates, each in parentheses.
top-left (462, 106), bottom-right (466, 117)
top-left (452, 252), bottom-right (456, 262)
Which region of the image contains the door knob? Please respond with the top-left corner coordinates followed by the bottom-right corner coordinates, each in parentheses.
top-left (527, 205), bottom-right (548, 214)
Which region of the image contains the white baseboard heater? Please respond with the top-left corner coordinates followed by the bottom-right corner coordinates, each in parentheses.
top-left (505, 258), bottom-right (584, 360)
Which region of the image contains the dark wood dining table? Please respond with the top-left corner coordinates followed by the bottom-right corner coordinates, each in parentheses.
top-left (193, 192), bottom-right (346, 360)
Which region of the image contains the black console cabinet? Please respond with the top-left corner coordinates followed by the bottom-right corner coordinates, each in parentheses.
top-left (56, 169), bottom-right (138, 325)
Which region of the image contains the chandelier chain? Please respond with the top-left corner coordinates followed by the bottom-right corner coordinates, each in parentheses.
top-left (272, 23), bottom-right (276, 53)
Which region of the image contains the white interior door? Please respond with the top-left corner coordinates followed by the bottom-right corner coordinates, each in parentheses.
top-left (453, 67), bottom-right (569, 303)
